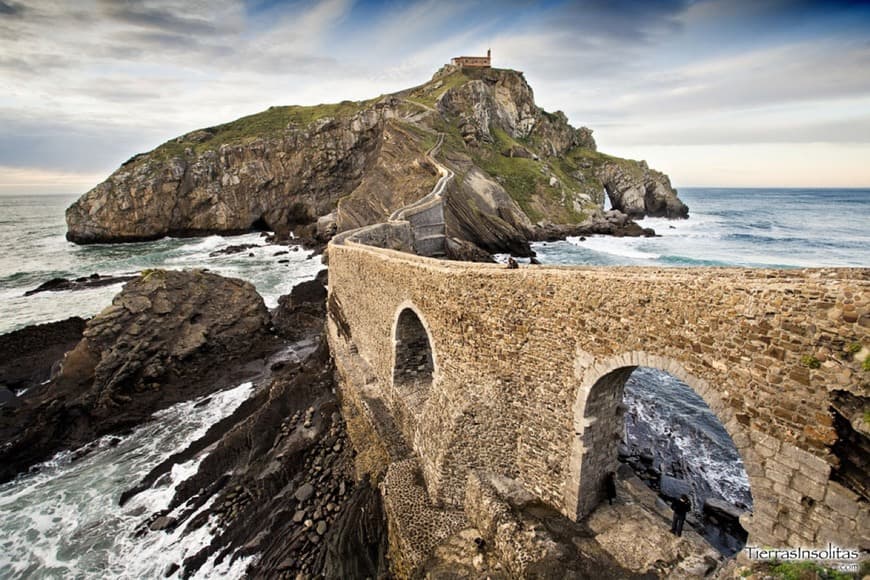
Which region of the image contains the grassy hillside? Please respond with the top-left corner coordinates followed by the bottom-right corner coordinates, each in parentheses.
top-left (133, 100), bottom-right (376, 164)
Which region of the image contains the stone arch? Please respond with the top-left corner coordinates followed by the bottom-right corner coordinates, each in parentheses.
top-left (391, 302), bottom-right (437, 409)
top-left (564, 351), bottom-right (761, 535)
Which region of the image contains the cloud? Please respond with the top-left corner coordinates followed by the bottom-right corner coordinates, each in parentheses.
top-left (99, 0), bottom-right (227, 36)
top-left (0, 166), bottom-right (106, 194)
top-left (1, 0), bottom-right (870, 191)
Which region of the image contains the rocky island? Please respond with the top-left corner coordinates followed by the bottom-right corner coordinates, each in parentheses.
top-left (66, 65), bottom-right (687, 256)
top-left (2, 58), bottom-right (865, 580)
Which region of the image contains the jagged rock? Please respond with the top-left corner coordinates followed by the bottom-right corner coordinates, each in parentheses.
top-left (208, 243), bottom-right (259, 257)
top-left (149, 516), bottom-right (176, 531)
top-left (61, 269), bottom-right (269, 406)
top-left (703, 498), bottom-right (746, 522)
top-left (66, 99), bottom-right (404, 243)
top-left (659, 475), bottom-right (692, 501)
top-left (0, 270), bottom-right (272, 483)
top-left (24, 274), bottom-right (137, 296)
top-left (65, 67), bottom-right (686, 252)
top-left (272, 269), bottom-right (328, 340)
top-left (0, 317), bottom-right (86, 393)
top-left (444, 237), bottom-right (495, 263)
top-left (598, 161), bottom-right (688, 219)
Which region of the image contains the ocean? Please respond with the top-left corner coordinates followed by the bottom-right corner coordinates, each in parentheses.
top-left (530, 188), bottom-right (870, 268)
top-left (0, 188), bottom-right (867, 574)
top-left (0, 194), bottom-right (325, 336)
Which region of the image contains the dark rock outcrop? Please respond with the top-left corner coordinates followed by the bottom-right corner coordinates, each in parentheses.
top-left (272, 269), bottom-right (328, 340)
top-left (115, 270), bottom-right (389, 579)
top-left (0, 387), bottom-right (21, 409)
top-left (0, 269), bottom-right (273, 483)
top-left (0, 317), bottom-right (86, 393)
top-left (24, 274), bottom-right (137, 296)
top-left (531, 210), bottom-right (656, 241)
top-left (445, 237), bottom-right (496, 263)
top-left (208, 244), bottom-right (260, 257)
top-left (598, 160), bottom-right (689, 219)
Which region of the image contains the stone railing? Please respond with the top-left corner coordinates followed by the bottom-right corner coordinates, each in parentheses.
top-left (334, 133), bottom-right (452, 257)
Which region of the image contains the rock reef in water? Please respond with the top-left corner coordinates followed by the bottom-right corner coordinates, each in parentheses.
top-left (66, 67), bottom-right (688, 255)
top-left (0, 269), bottom-right (273, 483)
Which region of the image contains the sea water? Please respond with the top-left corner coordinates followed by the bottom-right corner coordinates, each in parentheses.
top-left (530, 188), bottom-right (870, 268)
top-left (0, 382), bottom-right (257, 578)
top-left (0, 194), bottom-right (324, 335)
top-left (0, 189), bottom-right (867, 572)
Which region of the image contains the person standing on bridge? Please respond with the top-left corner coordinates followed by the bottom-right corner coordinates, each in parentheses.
top-left (671, 494), bottom-right (691, 537)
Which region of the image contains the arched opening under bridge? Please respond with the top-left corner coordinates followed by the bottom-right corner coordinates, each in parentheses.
top-left (392, 307), bottom-right (435, 406)
top-left (570, 358), bottom-right (753, 556)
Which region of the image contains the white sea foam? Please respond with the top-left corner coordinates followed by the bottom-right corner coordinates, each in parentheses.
top-left (566, 235), bottom-right (661, 261)
top-left (623, 368), bottom-right (752, 509)
top-left (0, 381), bottom-right (255, 579)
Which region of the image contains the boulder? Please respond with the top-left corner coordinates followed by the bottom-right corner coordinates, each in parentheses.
top-left (598, 161), bottom-right (688, 219)
top-left (659, 475), bottom-right (692, 501)
top-left (703, 498), bottom-right (746, 522)
top-left (0, 317), bottom-right (86, 392)
top-left (0, 269), bottom-right (272, 483)
top-left (272, 269), bottom-right (328, 340)
top-left (60, 269), bottom-right (270, 405)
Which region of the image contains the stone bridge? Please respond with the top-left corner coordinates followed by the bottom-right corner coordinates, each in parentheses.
top-left (326, 220), bottom-right (868, 572)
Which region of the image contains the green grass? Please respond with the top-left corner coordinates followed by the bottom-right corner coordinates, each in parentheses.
top-left (768, 561), bottom-right (853, 580)
top-left (473, 128), bottom-right (546, 221)
top-left (142, 100), bottom-right (374, 163)
top-left (801, 355), bottom-right (822, 369)
top-left (407, 70), bottom-right (470, 107)
top-left (398, 121), bottom-right (440, 152)
top-left (470, 127), bottom-right (603, 223)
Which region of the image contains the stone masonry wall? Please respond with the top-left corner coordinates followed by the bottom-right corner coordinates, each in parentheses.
top-left (327, 240), bottom-right (869, 550)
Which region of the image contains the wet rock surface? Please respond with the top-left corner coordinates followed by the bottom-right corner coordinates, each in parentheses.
top-left (0, 269), bottom-right (274, 484)
top-left (0, 316), bottom-right (86, 393)
top-left (619, 440), bottom-right (750, 556)
top-left (24, 273), bottom-right (137, 296)
top-left (272, 269), bottom-right (328, 341)
top-left (208, 243), bottom-right (260, 257)
top-left (117, 268), bottom-right (389, 579)
top-left (530, 210), bottom-right (657, 242)
top-left (2, 265), bottom-right (389, 577)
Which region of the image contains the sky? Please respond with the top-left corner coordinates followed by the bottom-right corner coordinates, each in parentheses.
top-left (1, 0), bottom-right (869, 194)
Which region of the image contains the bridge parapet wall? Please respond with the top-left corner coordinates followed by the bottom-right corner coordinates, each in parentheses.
top-left (327, 240), bottom-right (869, 550)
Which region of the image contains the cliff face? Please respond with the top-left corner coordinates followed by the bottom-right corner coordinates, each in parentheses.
top-left (67, 66), bottom-right (687, 248)
top-left (66, 100), bottom-right (399, 243)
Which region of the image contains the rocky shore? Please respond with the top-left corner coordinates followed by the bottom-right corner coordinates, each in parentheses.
top-left (0, 267), bottom-right (393, 578)
top-left (0, 269), bottom-right (274, 483)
